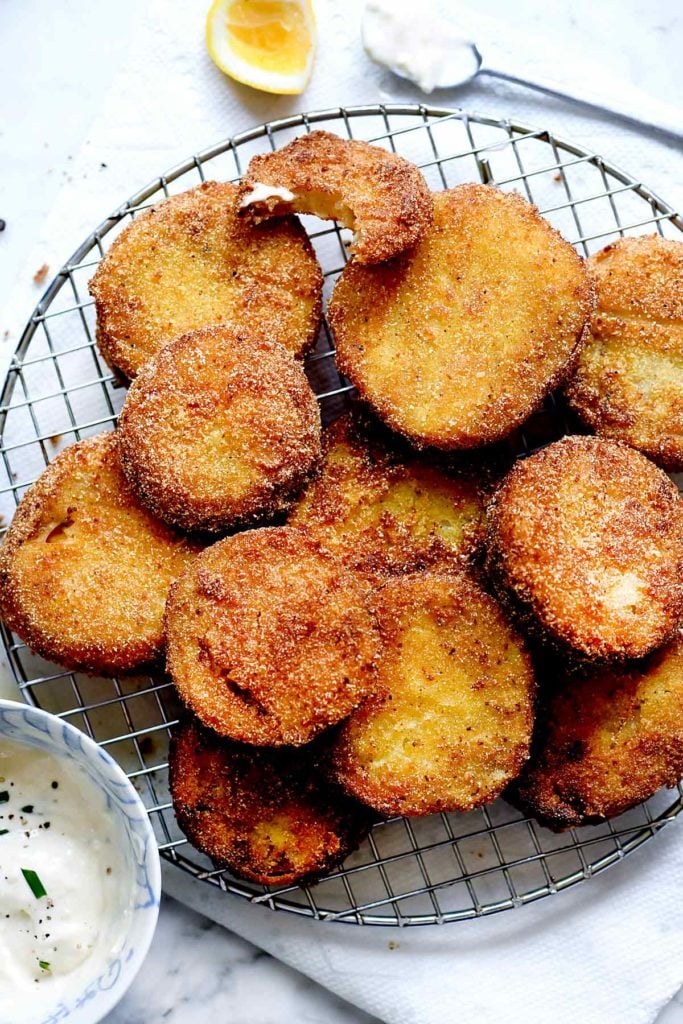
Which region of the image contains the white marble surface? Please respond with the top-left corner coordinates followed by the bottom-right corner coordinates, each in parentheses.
top-left (2, 2), bottom-right (683, 1023)
top-left (105, 896), bottom-right (376, 1024)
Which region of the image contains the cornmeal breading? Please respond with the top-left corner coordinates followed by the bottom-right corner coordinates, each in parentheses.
top-left (565, 235), bottom-right (683, 470)
top-left (117, 326), bottom-right (321, 533)
top-left (329, 185), bottom-right (593, 449)
top-left (89, 180), bottom-right (322, 378)
top-left (290, 411), bottom-right (494, 575)
top-left (170, 718), bottom-right (372, 885)
top-left (511, 634), bottom-right (683, 829)
top-left (238, 130), bottom-right (433, 264)
top-left (0, 433), bottom-right (201, 674)
top-left (330, 572), bottom-right (535, 816)
top-left (165, 527), bottom-right (380, 746)
top-left (486, 435), bottom-right (683, 661)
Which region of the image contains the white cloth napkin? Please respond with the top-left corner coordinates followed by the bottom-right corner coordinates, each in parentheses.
top-left (2, 2), bottom-right (683, 1022)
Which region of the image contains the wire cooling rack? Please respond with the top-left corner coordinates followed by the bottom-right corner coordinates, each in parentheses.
top-left (1, 105), bottom-right (682, 927)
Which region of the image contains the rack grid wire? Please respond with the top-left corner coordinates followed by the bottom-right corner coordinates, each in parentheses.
top-left (1, 105), bottom-right (682, 927)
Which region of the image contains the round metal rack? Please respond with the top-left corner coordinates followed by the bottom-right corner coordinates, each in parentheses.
top-left (1, 105), bottom-right (682, 926)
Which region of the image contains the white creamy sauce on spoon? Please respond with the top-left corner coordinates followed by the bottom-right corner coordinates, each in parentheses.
top-left (0, 739), bottom-right (132, 1016)
top-left (362, 0), bottom-right (481, 93)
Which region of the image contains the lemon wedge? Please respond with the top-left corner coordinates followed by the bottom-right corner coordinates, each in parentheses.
top-left (206, 0), bottom-right (316, 95)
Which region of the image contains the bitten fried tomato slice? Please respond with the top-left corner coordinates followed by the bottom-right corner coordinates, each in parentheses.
top-left (330, 572), bottom-right (535, 816)
top-left (169, 718), bottom-right (372, 885)
top-left (165, 527), bottom-right (380, 746)
top-left (238, 130), bottom-right (433, 264)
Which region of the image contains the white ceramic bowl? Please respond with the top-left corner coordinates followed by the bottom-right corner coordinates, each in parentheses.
top-left (0, 698), bottom-right (161, 1024)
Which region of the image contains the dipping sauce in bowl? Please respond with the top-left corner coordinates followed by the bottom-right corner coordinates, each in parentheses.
top-left (0, 701), bottom-right (160, 1024)
top-left (0, 741), bottom-right (131, 1001)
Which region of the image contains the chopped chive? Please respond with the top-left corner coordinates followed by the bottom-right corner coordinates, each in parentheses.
top-left (38, 960), bottom-right (51, 971)
top-left (21, 869), bottom-right (47, 899)
top-left (21, 805), bottom-right (34, 814)
top-left (0, 792), bottom-right (8, 804)
top-left (0, 829), bottom-right (7, 836)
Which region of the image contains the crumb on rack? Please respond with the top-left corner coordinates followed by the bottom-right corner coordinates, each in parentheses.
top-left (138, 736), bottom-right (156, 757)
top-left (33, 264), bottom-right (49, 285)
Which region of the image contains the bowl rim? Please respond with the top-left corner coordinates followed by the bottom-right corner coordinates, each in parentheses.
top-left (0, 697), bottom-right (161, 1024)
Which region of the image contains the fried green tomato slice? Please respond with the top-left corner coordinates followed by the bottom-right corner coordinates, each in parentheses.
top-left (89, 180), bottom-right (323, 379)
top-left (330, 572), bottom-right (535, 816)
top-left (511, 634), bottom-right (683, 829)
top-left (169, 718), bottom-right (372, 885)
top-left (289, 412), bottom-right (493, 575)
top-left (117, 326), bottom-right (321, 534)
top-left (329, 184), bottom-right (593, 450)
top-left (165, 526), bottom-right (380, 746)
top-left (0, 433), bottom-right (201, 674)
top-left (237, 130), bottom-right (433, 264)
top-left (564, 235), bottom-right (683, 471)
top-left (486, 435), bottom-right (683, 661)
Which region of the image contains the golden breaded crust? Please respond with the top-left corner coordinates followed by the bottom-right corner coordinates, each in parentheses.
top-left (117, 326), bottom-right (321, 533)
top-left (511, 634), bottom-right (683, 829)
top-left (565, 235), bottom-right (683, 471)
top-left (0, 433), bottom-right (201, 674)
top-left (330, 572), bottom-right (535, 816)
top-left (165, 526), bottom-right (380, 746)
top-left (169, 718), bottom-right (372, 886)
top-left (329, 185), bottom-right (593, 450)
top-left (89, 181), bottom-right (322, 379)
top-left (237, 130), bottom-right (433, 264)
top-left (486, 435), bottom-right (683, 661)
top-left (290, 411), bottom-right (495, 575)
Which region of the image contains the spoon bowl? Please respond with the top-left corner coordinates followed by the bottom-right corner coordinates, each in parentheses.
top-left (362, 0), bottom-right (682, 141)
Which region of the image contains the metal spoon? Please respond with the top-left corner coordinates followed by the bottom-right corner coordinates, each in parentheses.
top-left (362, 1), bottom-right (682, 142)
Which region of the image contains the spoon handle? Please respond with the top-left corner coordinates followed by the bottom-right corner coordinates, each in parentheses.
top-left (482, 58), bottom-right (682, 143)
